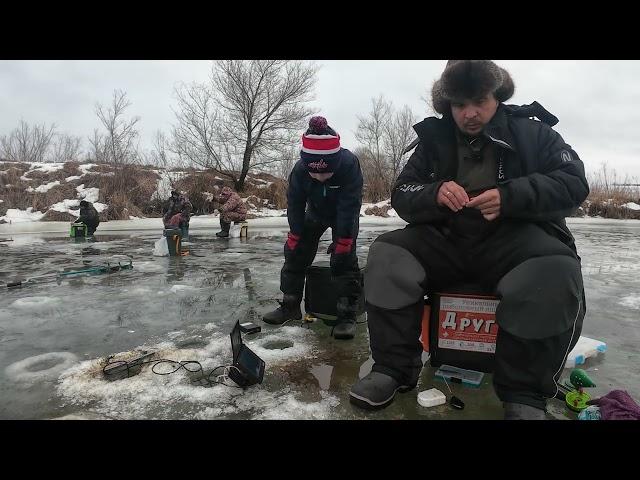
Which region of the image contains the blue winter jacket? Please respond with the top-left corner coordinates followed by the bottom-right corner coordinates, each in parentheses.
top-left (287, 148), bottom-right (363, 239)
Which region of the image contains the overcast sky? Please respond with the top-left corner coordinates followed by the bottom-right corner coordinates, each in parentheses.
top-left (1, 60), bottom-right (639, 180)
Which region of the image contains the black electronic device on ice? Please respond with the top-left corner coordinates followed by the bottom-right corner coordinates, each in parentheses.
top-left (239, 321), bottom-right (261, 334)
top-left (228, 321), bottom-right (265, 388)
top-left (103, 351), bottom-right (156, 381)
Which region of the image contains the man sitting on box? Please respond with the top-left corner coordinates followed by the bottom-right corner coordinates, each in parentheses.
top-left (349, 60), bottom-right (589, 419)
top-left (262, 116), bottom-right (364, 340)
top-left (75, 200), bottom-right (100, 236)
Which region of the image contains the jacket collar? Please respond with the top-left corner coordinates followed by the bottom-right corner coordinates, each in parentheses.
top-left (413, 103), bottom-right (517, 152)
top-left (482, 104), bottom-right (517, 152)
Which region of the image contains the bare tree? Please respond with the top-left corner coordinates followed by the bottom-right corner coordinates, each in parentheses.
top-left (48, 133), bottom-right (83, 163)
top-left (356, 96), bottom-right (418, 200)
top-left (384, 105), bottom-right (418, 181)
top-left (143, 130), bottom-right (175, 168)
top-left (355, 95), bottom-right (391, 181)
top-left (355, 146), bottom-right (389, 203)
top-left (273, 145), bottom-right (299, 180)
top-left (172, 60), bottom-right (318, 191)
top-left (0, 120), bottom-right (57, 163)
top-left (92, 90), bottom-right (141, 165)
top-left (88, 128), bottom-right (107, 163)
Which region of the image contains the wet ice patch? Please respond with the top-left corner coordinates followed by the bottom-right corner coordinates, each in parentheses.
top-left (129, 287), bottom-right (153, 295)
top-left (620, 295), bottom-right (640, 310)
top-left (169, 284), bottom-right (199, 294)
top-left (11, 296), bottom-right (61, 311)
top-left (252, 390), bottom-right (339, 419)
top-left (6, 352), bottom-right (79, 384)
top-left (134, 261), bottom-right (165, 273)
top-left (197, 388), bottom-right (339, 420)
top-left (4, 236), bottom-right (45, 247)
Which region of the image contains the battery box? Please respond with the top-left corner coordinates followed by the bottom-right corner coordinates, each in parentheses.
top-left (426, 291), bottom-right (500, 373)
top-left (304, 261), bottom-right (364, 324)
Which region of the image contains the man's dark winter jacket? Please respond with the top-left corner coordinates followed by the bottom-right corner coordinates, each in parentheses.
top-left (287, 148), bottom-right (363, 239)
top-left (77, 204), bottom-right (100, 234)
top-left (392, 102), bottom-right (589, 249)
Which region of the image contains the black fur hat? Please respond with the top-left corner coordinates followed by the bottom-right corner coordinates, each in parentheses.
top-left (431, 60), bottom-right (515, 115)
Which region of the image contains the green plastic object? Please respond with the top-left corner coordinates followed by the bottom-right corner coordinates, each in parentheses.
top-left (59, 256), bottom-right (133, 276)
top-left (566, 390), bottom-right (591, 412)
top-left (570, 369), bottom-right (596, 389)
top-left (70, 222), bottom-right (88, 238)
top-left (565, 368), bottom-right (596, 412)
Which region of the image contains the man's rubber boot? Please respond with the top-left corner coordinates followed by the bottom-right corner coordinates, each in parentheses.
top-left (262, 294), bottom-right (302, 325)
top-left (216, 219), bottom-right (231, 238)
top-left (333, 319), bottom-right (356, 340)
top-left (503, 402), bottom-right (547, 420)
top-left (349, 371), bottom-right (414, 410)
top-left (332, 296), bottom-right (357, 340)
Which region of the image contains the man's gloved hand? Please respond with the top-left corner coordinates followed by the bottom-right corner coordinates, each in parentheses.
top-left (330, 238), bottom-right (353, 275)
top-left (284, 232), bottom-right (301, 257)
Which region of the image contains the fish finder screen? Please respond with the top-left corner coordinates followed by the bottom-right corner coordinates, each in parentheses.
top-left (238, 348), bottom-right (262, 379)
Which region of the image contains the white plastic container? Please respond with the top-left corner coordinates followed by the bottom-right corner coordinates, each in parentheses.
top-left (228, 223), bottom-right (248, 238)
top-left (564, 336), bottom-right (607, 369)
top-left (152, 236), bottom-right (169, 256)
top-left (417, 388), bottom-right (447, 408)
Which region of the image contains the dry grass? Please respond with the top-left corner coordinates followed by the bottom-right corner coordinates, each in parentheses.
top-left (0, 166), bottom-right (28, 186)
top-left (10, 160), bottom-right (639, 223)
top-left (87, 165), bottom-right (159, 220)
top-left (242, 174), bottom-right (287, 209)
top-left (364, 204), bottom-right (392, 217)
top-left (174, 170), bottom-right (226, 214)
top-left (103, 191), bottom-right (145, 220)
top-left (31, 182), bottom-right (78, 213)
top-left (581, 165), bottom-right (640, 219)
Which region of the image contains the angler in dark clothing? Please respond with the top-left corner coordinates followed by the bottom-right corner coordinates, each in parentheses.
top-left (163, 191), bottom-right (193, 227)
top-left (349, 60), bottom-right (589, 419)
top-left (76, 200), bottom-right (100, 235)
top-left (262, 116), bottom-right (364, 340)
top-left (166, 211), bottom-right (189, 232)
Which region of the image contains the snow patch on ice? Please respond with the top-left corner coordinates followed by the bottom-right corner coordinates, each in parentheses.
top-left (169, 284), bottom-right (200, 294)
top-left (56, 327), bottom-right (326, 419)
top-left (0, 207), bottom-right (46, 223)
top-left (11, 296), bottom-right (61, 311)
top-left (6, 352), bottom-right (79, 384)
top-left (620, 295), bottom-right (640, 310)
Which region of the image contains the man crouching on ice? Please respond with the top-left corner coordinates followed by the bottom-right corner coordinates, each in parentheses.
top-left (262, 116), bottom-right (364, 340)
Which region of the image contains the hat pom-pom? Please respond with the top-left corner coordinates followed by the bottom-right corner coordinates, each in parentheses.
top-left (309, 116), bottom-right (328, 133)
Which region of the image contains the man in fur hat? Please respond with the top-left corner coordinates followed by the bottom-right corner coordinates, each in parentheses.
top-left (349, 61), bottom-right (589, 419)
